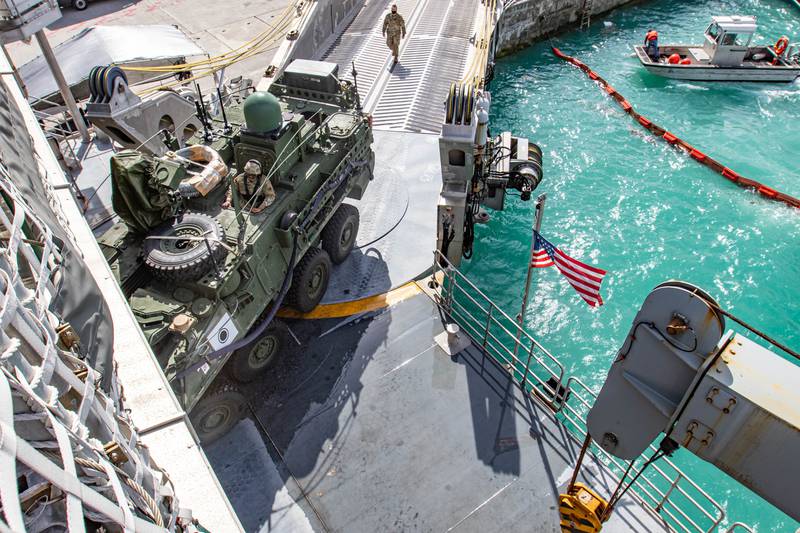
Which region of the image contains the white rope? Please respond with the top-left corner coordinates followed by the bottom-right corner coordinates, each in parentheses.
top-left (0, 372), bottom-right (25, 531)
top-left (0, 154), bottom-right (182, 531)
top-left (101, 457), bottom-right (136, 533)
top-left (44, 405), bottom-right (86, 533)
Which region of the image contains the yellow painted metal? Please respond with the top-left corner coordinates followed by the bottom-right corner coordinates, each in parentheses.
top-left (558, 482), bottom-right (608, 533)
top-left (277, 281), bottom-right (423, 320)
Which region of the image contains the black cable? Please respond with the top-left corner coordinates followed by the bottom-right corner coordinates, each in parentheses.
top-left (605, 448), bottom-right (666, 515)
top-left (462, 205), bottom-right (474, 259)
top-left (712, 304), bottom-right (800, 360)
top-left (604, 459), bottom-right (636, 511)
top-left (440, 217), bottom-right (455, 266)
top-left (173, 236), bottom-right (299, 379)
top-left (354, 191), bottom-right (409, 250)
top-left (619, 321), bottom-right (697, 360)
top-left (487, 144), bottom-right (512, 168)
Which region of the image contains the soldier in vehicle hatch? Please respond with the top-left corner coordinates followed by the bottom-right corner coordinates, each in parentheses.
top-left (222, 159), bottom-right (276, 213)
top-left (382, 4), bottom-right (406, 64)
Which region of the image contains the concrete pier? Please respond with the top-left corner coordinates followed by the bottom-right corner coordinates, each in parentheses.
top-left (495, 0), bottom-right (637, 56)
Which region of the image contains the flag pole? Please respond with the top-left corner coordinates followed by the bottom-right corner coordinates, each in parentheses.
top-left (515, 193), bottom-right (547, 355)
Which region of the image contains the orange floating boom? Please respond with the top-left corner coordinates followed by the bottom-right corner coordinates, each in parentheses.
top-left (550, 47), bottom-right (800, 209)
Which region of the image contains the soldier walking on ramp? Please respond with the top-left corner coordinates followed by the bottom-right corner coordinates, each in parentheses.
top-left (383, 4), bottom-right (406, 64)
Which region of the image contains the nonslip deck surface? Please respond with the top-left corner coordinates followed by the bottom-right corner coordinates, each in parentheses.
top-left (205, 293), bottom-right (668, 532)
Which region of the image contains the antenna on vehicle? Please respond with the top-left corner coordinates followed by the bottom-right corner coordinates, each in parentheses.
top-left (194, 83), bottom-right (213, 141)
top-left (216, 86), bottom-right (232, 134)
top-left (351, 61), bottom-right (362, 112)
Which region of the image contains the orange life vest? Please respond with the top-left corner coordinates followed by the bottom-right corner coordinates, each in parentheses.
top-left (645, 31), bottom-right (658, 42)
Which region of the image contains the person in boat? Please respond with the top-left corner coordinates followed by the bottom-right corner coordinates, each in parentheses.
top-left (644, 29), bottom-right (659, 60)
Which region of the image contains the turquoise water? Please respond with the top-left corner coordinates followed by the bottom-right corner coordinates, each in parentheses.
top-left (462, 0), bottom-right (800, 530)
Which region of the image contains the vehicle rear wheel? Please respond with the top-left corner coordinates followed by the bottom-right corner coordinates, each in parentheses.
top-left (227, 320), bottom-right (288, 383)
top-left (190, 383), bottom-right (246, 445)
top-left (322, 203), bottom-right (359, 264)
top-left (288, 247), bottom-right (331, 313)
top-left (143, 212), bottom-right (227, 282)
top-left (72, 0), bottom-right (88, 10)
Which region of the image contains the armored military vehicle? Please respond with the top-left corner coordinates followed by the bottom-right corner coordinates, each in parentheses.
top-left (95, 60), bottom-right (374, 442)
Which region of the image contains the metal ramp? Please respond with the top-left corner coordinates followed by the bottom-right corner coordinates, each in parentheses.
top-left (322, 0), bottom-right (480, 133)
top-left (315, 0), bottom-right (483, 304)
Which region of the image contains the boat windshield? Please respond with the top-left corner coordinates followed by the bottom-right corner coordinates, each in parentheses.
top-left (720, 32), bottom-right (750, 46)
top-left (705, 23), bottom-right (720, 41)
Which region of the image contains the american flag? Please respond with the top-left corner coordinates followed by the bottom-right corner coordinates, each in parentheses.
top-left (531, 231), bottom-right (607, 307)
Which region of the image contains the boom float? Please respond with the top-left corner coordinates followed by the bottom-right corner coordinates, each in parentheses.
top-left (551, 47), bottom-right (800, 209)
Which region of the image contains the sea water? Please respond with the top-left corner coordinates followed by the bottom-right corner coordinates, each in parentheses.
top-left (462, 0), bottom-right (800, 530)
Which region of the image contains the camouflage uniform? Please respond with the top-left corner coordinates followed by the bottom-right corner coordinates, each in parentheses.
top-left (223, 159), bottom-right (276, 213)
top-left (382, 10), bottom-right (406, 60)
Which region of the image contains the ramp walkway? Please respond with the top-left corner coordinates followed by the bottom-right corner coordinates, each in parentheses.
top-left (322, 0), bottom-right (480, 133)
top-left (318, 0), bottom-right (483, 305)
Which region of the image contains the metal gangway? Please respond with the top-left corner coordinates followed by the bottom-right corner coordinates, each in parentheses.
top-left (321, 0), bottom-right (495, 133)
top-left (427, 251), bottom-right (755, 533)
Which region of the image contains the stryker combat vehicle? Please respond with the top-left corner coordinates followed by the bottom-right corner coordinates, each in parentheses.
top-left (92, 60), bottom-right (374, 443)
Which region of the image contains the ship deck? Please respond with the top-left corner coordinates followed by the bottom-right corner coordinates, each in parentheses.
top-left (7, 0), bottom-right (685, 531)
top-left (205, 290), bottom-right (668, 532)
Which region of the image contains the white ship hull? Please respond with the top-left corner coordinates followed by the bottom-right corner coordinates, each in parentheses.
top-left (634, 45), bottom-right (800, 82)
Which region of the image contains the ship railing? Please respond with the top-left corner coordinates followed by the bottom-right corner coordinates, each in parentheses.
top-left (724, 523), bottom-right (755, 533)
top-left (430, 251), bottom-right (729, 533)
top-left (561, 377), bottom-right (725, 533)
top-left (431, 251), bottom-right (565, 410)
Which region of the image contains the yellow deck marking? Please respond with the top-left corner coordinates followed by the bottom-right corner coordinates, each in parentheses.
top-left (278, 281), bottom-right (423, 320)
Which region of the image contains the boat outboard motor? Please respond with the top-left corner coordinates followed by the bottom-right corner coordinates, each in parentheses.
top-left (587, 280), bottom-right (800, 522)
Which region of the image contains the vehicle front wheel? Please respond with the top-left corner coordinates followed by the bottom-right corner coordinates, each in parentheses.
top-left (227, 320), bottom-right (288, 382)
top-left (72, 0), bottom-right (88, 10)
top-left (288, 247), bottom-right (331, 313)
top-left (322, 203), bottom-right (359, 264)
top-left (190, 383), bottom-right (246, 445)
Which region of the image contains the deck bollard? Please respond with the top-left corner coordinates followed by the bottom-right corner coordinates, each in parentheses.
top-left (434, 322), bottom-right (471, 356)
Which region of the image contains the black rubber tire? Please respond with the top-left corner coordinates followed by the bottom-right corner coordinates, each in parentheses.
top-left (72, 0), bottom-right (88, 10)
top-left (143, 212), bottom-right (227, 282)
top-left (227, 320), bottom-right (288, 383)
top-left (189, 383), bottom-right (246, 445)
top-left (288, 247), bottom-right (332, 313)
top-left (321, 203), bottom-right (359, 265)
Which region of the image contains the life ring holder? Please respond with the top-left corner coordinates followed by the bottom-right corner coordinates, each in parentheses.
top-left (165, 146), bottom-right (229, 198)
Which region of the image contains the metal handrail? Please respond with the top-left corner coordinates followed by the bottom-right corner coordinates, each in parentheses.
top-left (432, 252), bottom-right (565, 406)
top-left (429, 251), bottom-right (744, 533)
top-left (562, 376), bottom-right (725, 533)
top-left (725, 523), bottom-right (755, 533)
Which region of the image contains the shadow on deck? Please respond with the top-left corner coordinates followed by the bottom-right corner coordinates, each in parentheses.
top-left (204, 293), bottom-right (667, 532)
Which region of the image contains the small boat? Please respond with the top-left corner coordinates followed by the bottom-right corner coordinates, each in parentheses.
top-left (634, 16), bottom-right (800, 82)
